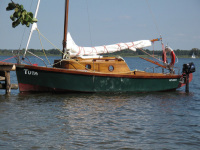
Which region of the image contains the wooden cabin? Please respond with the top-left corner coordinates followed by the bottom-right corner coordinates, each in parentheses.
top-left (53, 57), bottom-right (130, 73)
top-left (53, 56), bottom-right (178, 77)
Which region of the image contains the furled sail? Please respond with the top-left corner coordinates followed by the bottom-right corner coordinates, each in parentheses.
top-left (67, 33), bottom-right (152, 56)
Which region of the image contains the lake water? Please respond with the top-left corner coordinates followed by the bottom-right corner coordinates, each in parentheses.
top-left (0, 56), bottom-right (200, 149)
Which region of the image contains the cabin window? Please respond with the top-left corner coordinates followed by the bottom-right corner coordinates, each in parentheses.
top-left (85, 64), bottom-right (91, 70)
top-left (108, 65), bottom-right (114, 72)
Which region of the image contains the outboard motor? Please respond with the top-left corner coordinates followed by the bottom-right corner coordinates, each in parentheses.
top-left (182, 62), bottom-right (195, 93)
top-left (182, 62), bottom-right (195, 74)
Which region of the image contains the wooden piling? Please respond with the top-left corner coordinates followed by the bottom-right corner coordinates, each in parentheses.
top-left (0, 62), bottom-right (18, 94)
top-left (5, 71), bottom-right (11, 94)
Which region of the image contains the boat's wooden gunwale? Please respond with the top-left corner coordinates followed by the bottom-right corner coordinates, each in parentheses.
top-left (16, 64), bottom-right (182, 79)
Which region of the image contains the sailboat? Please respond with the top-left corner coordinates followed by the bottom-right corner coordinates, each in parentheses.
top-left (191, 52), bottom-right (196, 59)
top-left (15, 0), bottom-right (195, 93)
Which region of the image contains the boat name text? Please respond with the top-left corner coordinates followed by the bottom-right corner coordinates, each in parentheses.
top-left (24, 69), bottom-right (38, 76)
top-left (169, 79), bottom-right (177, 82)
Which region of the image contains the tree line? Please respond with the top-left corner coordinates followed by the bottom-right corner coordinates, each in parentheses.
top-left (0, 49), bottom-right (60, 56)
top-left (104, 48), bottom-right (200, 57)
top-left (0, 48), bottom-right (199, 57)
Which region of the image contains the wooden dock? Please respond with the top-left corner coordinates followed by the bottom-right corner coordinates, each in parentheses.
top-left (0, 62), bottom-right (18, 94)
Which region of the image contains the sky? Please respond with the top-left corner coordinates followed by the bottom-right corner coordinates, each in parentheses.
top-left (0, 0), bottom-right (200, 51)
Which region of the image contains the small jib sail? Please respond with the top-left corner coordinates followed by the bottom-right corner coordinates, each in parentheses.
top-left (67, 33), bottom-right (152, 56)
top-left (191, 52), bottom-right (196, 59)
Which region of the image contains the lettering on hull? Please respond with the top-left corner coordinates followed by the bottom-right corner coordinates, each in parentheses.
top-left (24, 69), bottom-right (38, 76)
top-left (169, 79), bottom-right (177, 82)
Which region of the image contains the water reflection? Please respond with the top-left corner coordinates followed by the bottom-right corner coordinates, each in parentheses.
top-left (49, 92), bottom-right (190, 148)
top-left (0, 57), bottom-right (199, 149)
top-left (0, 90), bottom-right (199, 149)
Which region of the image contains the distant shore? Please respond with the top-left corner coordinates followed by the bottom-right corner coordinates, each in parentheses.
top-left (0, 49), bottom-right (199, 58)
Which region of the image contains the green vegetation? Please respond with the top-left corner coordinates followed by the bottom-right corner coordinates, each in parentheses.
top-left (0, 48), bottom-right (199, 58)
top-left (0, 49), bottom-right (60, 56)
top-left (103, 48), bottom-right (200, 58)
top-left (6, 1), bottom-right (37, 28)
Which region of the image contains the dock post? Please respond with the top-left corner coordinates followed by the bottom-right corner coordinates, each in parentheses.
top-left (0, 63), bottom-right (18, 94)
top-left (5, 71), bottom-right (11, 94)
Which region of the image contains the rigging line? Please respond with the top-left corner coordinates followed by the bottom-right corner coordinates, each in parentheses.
top-left (18, 27), bottom-right (26, 50)
top-left (85, 0), bottom-right (93, 47)
top-left (18, 0), bottom-right (34, 50)
top-left (25, 56), bottom-right (32, 65)
top-left (29, 0), bottom-right (34, 13)
top-left (145, 0), bottom-right (161, 36)
top-left (26, 50), bottom-right (47, 67)
top-left (36, 28), bottom-right (52, 66)
top-left (138, 48), bottom-right (163, 63)
top-left (36, 29), bottom-right (64, 54)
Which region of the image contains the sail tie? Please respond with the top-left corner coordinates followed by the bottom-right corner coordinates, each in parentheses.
top-left (132, 42), bottom-right (135, 47)
top-left (83, 47), bottom-right (86, 55)
top-left (77, 47), bottom-right (86, 55)
top-left (93, 47), bottom-right (97, 53)
top-left (103, 46), bottom-right (108, 53)
top-left (127, 42), bottom-right (135, 49)
top-left (77, 47), bottom-right (81, 55)
top-left (116, 43), bottom-right (122, 51)
top-left (88, 47), bottom-right (97, 55)
top-left (124, 43), bottom-right (130, 49)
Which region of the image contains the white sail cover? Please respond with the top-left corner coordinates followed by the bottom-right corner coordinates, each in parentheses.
top-left (67, 33), bottom-right (152, 56)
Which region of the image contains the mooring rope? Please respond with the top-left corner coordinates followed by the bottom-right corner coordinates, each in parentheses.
top-left (0, 56), bottom-right (16, 62)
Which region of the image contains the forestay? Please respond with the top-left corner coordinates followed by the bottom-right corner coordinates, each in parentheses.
top-left (67, 33), bottom-right (152, 56)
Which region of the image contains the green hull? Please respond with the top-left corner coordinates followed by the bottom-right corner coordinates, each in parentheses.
top-left (16, 65), bottom-right (181, 93)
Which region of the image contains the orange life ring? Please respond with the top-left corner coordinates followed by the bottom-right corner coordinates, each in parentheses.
top-left (162, 46), bottom-right (176, 66)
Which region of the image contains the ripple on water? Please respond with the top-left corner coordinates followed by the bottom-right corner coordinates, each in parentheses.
top-left (0, 58), bottom-right (200, 149)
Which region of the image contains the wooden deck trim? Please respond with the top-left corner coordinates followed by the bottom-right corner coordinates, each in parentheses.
top-left (16, 64), bottom-right (182, 79)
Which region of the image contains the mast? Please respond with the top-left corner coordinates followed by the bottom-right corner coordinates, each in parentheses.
top-left (62, 0), bottom-right (69, 59)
